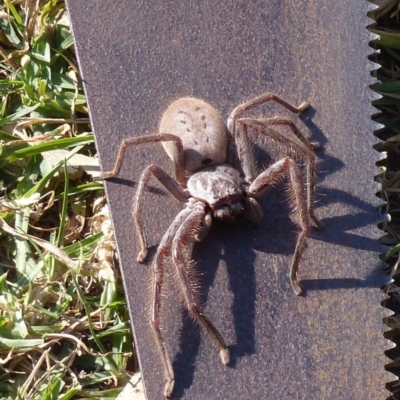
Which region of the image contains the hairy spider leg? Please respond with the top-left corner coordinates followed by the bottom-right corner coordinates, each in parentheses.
top-left (226, 92), bottom-right (310, 181)
top-left (133, 164), bottom-right (188, 262)
top-left (261, 117), bottom-right (322, 229)
top-left (227, 93), bottom-right (310, 125)
top-left (238, 117), bottom-right (322, 230)
top-left (100, 133), bottom-right (186, 186)
top-left (172, 202), bottom-right (229, 365)
top-left (150, 207), bottom-right (193, 399)
top-left (248, 157), bottom-right (310, 296)
top-left (261, 117), bottom-right (320, 151)
top-left (151, 201), bottom-right (228, 399)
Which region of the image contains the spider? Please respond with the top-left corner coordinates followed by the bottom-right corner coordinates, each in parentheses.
top-left (100, 92), bottom-right (322, 399)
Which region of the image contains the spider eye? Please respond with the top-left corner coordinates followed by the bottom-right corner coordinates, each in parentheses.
top-left (201, 158), bottom-right (213, 165)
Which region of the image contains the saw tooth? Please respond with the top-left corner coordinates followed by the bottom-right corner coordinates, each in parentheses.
top-left (368, 0), bottom-right (400, 394)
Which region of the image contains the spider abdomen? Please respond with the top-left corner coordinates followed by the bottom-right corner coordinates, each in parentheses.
top-left (160, 98), bottom-right (228, 173)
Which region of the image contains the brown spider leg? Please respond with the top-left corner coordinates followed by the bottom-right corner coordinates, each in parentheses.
top-left (248, 157), bottom-right (310, 296)
top-left (233, 120), bottom-right (258, 181)
top-left (227, 92), bottom-right (310, 134)
top-left (150, 206), bottom-right (193, 399)
top-left (133, 165), bottom-right (189, 262)
top-left (172, 202), bottom-right (230, 365)
top-left (227, 92), bottom-right (310, 182)
top-left (239, 117), bottom-right (322, 229)
top-left (100, 133), bottom-right (186, 186)
top-left (261, 117), bottom-right (320, 151)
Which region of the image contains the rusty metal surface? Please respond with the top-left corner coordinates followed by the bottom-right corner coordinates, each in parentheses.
top-left (66, 1), bottom-right (390, 399)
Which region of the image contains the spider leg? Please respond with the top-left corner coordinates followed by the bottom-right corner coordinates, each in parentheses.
top-left (227, 93), bottom-right (310, 129)
top-left (239, 117), bottom-right (322, 229)
top-left (226, 92), bottom-right (310, 183)
top-left (150, 206), bottom-right (193, 399)
top-left (263, 116), bottom-right (322, 229)
top-left (227, 92), bottom-right (310, 148)
top-left (232, 119), bottom-right (258, 181)
top-left (100, 133), bottom-right (186, 186)
top-left (248, 157), bottom-right (310, 296)
top-left (172, 202), bottom-right (230, 365)
top-left (261, 117), bottom-right (320, 151)
top-left (133, 164), bottom-right (189, 262)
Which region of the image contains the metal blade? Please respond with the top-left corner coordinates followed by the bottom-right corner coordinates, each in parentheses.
top-left (66, 1), bottom-right (391, 399)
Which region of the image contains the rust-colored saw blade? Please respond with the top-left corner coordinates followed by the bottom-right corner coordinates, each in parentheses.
top-left (66, 1), bottom-right (391, 399)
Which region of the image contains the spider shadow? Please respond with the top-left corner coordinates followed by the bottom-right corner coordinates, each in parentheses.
top-left (170, 185), bottom-right (387, 399)
top-left (103, 175), bottom-right (173, 195)
top-left (170, 190), bottom-right (308, 398)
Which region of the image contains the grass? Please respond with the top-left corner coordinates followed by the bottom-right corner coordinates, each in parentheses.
top-left (0, 0), bottom-right (399, 399)
top-left (0, 1), bottom-right (134, 399)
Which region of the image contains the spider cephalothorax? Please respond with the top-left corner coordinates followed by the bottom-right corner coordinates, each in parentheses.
top-left (101, 93), bottom-right (322, 399)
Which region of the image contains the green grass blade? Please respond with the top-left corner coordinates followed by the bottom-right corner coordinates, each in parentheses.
top-left (0, 103), bottom-right (41, 126)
